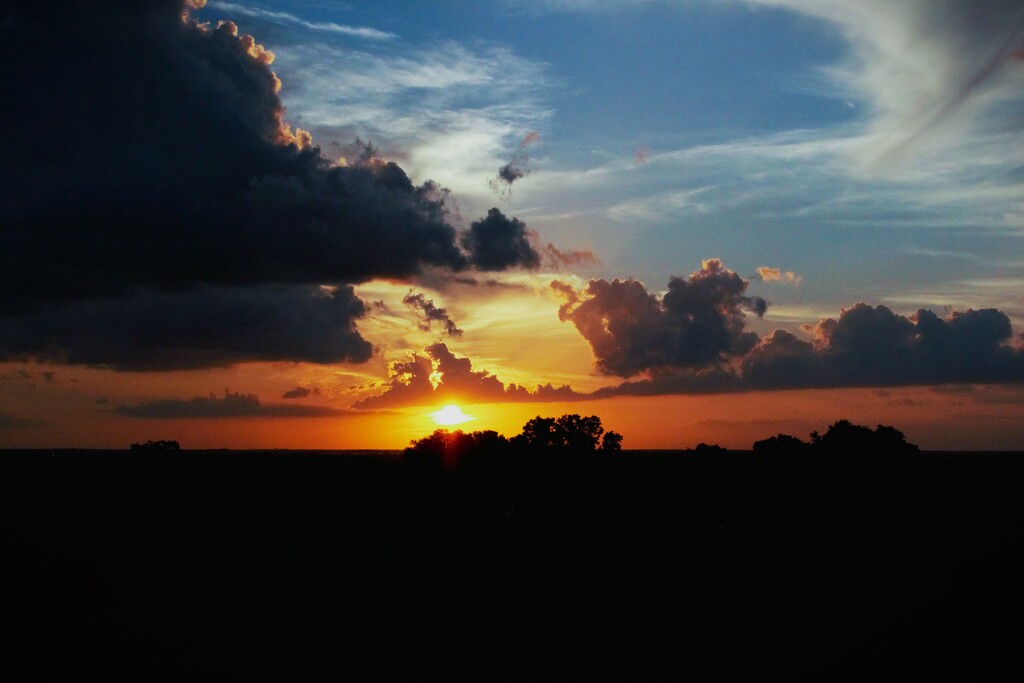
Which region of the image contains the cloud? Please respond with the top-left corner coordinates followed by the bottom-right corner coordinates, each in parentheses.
top-left (742, 304), bottom-right (1024, 389)
top-left (488, 131), bottom-right (540, 196)
top-left (282, 386), bottom-right (320, 399)
top-left (0, 285), bottom-right (372, 371)
top-left (118, 390), bottom-right (349, 418)
top-left (0, 1), bottom-right (548, 370)
top-left (208, 1), bottom-right (396, 40)
top-left (354, 343), bottom-right (583, 408)
top-left (0, 412), bottom-right (49, 429)
top-left (462, 208), bottom-right (542, 271)
top-left (752, 266), bottom-right (802, 285)
top-left (263, 38), bottom-right (552, 201)
top-left (520, 131), bottom-right (542, 148)
top-left (402, 292), bottom-right (463, 337)
top-left (589, 302), bottom-right (1024, 397)
top-left (0, 369), bottom-right (34, 382)
top-left (527, 1), bottom-right (1024, 162)
top-left (352, 285), bottom-right (1023, 405)
top-left (542, 244), bottom-right (600, 268)
top-left (742, 0), bottom-right (1024, 162)
top-left (553, 260), bottom-right (767, 377)
top-left (446, 276), bottom-right (531, 291)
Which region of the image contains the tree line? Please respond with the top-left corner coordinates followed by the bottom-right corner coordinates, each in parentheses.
top-left (406, 414), bottom-right (918, 471)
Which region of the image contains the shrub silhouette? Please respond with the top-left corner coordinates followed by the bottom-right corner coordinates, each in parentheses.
top-left (130, 440), bottom-right (181, 452)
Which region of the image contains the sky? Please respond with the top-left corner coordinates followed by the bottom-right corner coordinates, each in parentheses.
top-left (2, 0), bottom-right (1023, 450)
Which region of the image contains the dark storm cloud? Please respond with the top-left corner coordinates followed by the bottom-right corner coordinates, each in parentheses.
top-left (118, 390), bottom-right (348, 418)
top-left (462, 209), bottom-right (542, 271)
top-left (590, 303), bottom-right (1024, 398)
top-left (0, 1), bottom-right (470, 304)
top-left (808, 304), bottom-right (1023, 386)
top-left (553, 260), bottom-right (766, 377)
top-left (589, 369), bottom-right (743, 398)
top-left (402, 292), bottom-right (463, 337)
top-left (0, 0), bottom-right (543, 370)
top-left (0, 285), bottom-right (372, 371)
top-left (742, 304), bottom-right (1024, 390)
top-left (354, 343), bottom-right (582, 409)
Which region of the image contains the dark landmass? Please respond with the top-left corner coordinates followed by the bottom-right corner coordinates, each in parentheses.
top-left (2, 447), bottom-right (1023, 678)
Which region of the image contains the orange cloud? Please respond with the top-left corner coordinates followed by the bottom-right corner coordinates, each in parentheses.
top-left (755, 266), bottom-right (802, 285)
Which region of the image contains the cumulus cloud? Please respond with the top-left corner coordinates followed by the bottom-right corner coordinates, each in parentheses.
top-left (0, 0), bottom-right (545, 370)
top-left (740, 304), bottom-right (1024, 389)
top-left (462, 208), bottom-right (542, 271)
top-left (553, 260), bottom-right (767, 377)
top-left (118, 390), bottom-right (348, 418)
top-left (589, 303), bottom-right (1024, 397)
top-left (353, 289), bottom-right (1023, 405)
top-left (402, 292), bottom-right (463, 337)
top-left (354, 343), bottom-right (582, 409)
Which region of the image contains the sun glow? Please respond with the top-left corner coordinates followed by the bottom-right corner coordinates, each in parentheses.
top-left (431, 404), bottom-right (473, 426)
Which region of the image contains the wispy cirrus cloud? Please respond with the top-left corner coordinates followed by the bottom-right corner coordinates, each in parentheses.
top-left (208, 2), bottom-right (395, 40)
top-left (249, 38), bottom-right (553, 204)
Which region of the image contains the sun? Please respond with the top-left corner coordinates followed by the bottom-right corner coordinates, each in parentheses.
top-left (430, 404), bottom-right (474, 426)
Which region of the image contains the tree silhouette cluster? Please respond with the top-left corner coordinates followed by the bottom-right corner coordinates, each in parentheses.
top-left (405, 414), bottom-right (622, 471)
top-left (129, 440), bottom-right (181, 452)
top-left (753, 419), bottom-right (919, 455)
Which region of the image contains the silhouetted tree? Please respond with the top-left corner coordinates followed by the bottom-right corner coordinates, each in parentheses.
top-left (810, 420), bottom-right (918, 455)
top-left (405, 429), bottom-right (510, 470)
top-left (601, 431), bottom-right (623, 451)
top-left (693, 443), bottom-right (727, 455)
top-left (512, 414), bottom-right (608, 454)
top-left (752, 434), bottom-right (810, 454)
top-left (405, 414), bottom-right (621, 474)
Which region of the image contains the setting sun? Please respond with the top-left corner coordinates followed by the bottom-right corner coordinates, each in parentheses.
top-left (430, 404), bottom-right (473, 426)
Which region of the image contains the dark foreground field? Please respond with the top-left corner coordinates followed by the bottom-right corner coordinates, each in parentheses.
top-left (3, 448), bottom-right (1024, 678)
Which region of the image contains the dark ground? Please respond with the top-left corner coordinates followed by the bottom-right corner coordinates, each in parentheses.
top-left (2, 448), bottom-right (1023, 679)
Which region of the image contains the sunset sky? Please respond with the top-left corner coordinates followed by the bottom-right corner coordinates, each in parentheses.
top-left (2, 0), bottom-right (1023, 450)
